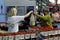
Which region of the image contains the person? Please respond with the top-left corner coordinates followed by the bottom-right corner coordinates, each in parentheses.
top-left (24, 10), bottom-right (31, 26)
top-left (51, 6), bottom-right (60, 28)
top-left (7, 6), bottom-right (33, 33)
top-left (36, 30), bottom-right (45, 40)
top-left (52, 6), bottom-right (60, 22)
top-left (32, 9), bottom-right (53, 30)
top-left (19, 20), bottom-right (28, 31)
top-left (36, 10), bottom-right (44, 26)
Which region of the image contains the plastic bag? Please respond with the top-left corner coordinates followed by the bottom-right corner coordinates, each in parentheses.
top-left (30, 14), bottom-right (35, 26)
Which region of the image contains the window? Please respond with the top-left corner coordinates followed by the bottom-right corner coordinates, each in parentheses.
top-left (29, 0), bottom-right (34, 1)
top-left (16, 6), bottom-right (25, 16)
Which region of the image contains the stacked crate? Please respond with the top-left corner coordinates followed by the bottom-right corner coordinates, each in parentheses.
top-left (0, 26), bottom-right (60, 40)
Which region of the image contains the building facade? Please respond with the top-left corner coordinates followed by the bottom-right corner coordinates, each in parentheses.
top-left (4, 0), bottom-right (36, 15)
top-left (36, 0), bottom-right (49, 12)
top-left (0, 0), bottom-right (5, 22)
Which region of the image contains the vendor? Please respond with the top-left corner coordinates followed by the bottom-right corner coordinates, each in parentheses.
top-left (7, 6), bottom-right (33, 33)
top-left (32, 9), bottom-right (53, 30)
top-left (52, 6), bottom-right (60, 22)
top-left (51, 6), bottom-right (60, 28)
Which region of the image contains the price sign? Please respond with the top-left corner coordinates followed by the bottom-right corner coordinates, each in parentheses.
top-left (25, 34), bottom-right (30, 39)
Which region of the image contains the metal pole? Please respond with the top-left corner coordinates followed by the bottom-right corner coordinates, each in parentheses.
top-left (41, 0), bottom-right (42, 11)
top-left (55, 0), bottom-right (58, 12)
top-left (1, 5), bottom-right (3, 14)
top-left (55, 0), bottom-right (57, 7)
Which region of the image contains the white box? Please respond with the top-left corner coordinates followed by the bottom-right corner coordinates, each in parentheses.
top-left (25, 34), bottom-right (30, 39)
top-left (19, 34), bottom-right (24, 39)
top-left (8, 36), bottom-right (14, 40)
